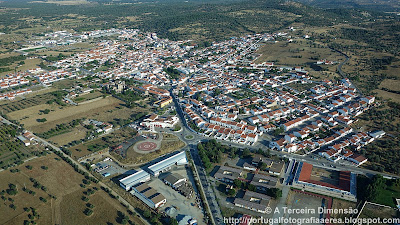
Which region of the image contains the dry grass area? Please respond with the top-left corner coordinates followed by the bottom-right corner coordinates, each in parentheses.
top-left (0, 154), bottom-right (143, 225)
top-left (75, 91), bottom-right (104, 103)
top-left (16, 58), bottom-right (41, 72)
top-left (159, 133), bottom-right (186, 152)
top-left (0, 154), bottom-right (83, 225)
top-left (255, 40), bottom-right (343, 67)
top-left (71, 138), bottom-right (109, 159)
top-left (60, 188), bottom-right (142, 225)
top-left (7, 96), bottom-right (124, 133)
top-left (122, 133), bottom-right (185, 164)
top-left (47, 126), bottom-right (88, 146)
top-left (373, 89), bottom-right (400, 103)
top-left (71, 127), bottom-right (137, 159)
top-left (358, 202), bottom-right (398, 224)
top-left (330, 199), bottom-right (357, 220)
top-left (379, 79), bottom-right (400, 92)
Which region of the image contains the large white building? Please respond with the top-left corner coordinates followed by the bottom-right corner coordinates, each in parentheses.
top-left (147, 151), bottom-right (188, 177)
top-left (119, 170), bottom-right (151, 191)
top-left (140, 114), bottom-right (179, 129)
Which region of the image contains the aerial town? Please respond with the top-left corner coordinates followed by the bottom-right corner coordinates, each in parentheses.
top-left (0, 26), bottom-right (398, 225)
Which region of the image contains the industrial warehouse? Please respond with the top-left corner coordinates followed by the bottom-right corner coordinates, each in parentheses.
top-left (118, 151), bottom-right (189, 209)
top-left (148, 151), bottom-right (188, 177)
top-left (119, 169), bottom-right (151, 191)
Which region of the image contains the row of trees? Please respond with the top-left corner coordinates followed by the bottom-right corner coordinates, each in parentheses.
top-left (38, 119), bottom-right (82, 139)
top-left (50, 147), bottom-right (98, 184)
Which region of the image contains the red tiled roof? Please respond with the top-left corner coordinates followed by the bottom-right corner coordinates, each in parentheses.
top-left (299, 162), bottom-right (351, 192)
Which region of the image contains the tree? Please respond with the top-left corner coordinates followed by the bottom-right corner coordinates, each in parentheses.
top-left (273, 127), bottom-right (284, 136)
top-left (169, 218), bottom-right (178, 225)
top-left (41, 166), bottom-right (48, 170)
top-left (37, 118), bottom-right (47, 123)
top-left (248, 184), bottom-right (256, 192)
top-left (365, 174), bottom-right (386, 201)
top-left (242, 148), bottom-right (251, 158)
top-left (84, 208), bottom-right (93, 216)
top-left (258, 162), bottom-right (267, 171)
top-left (233, 179), bottom-right (242, 188)
top-left (267, 188), bottom-right (282, 198)
top-left (227, 188), bottom-right (236, 196)
top-left (143, 210), bottom-right (151, 218)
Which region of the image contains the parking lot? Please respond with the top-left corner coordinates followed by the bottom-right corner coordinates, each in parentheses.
top-left (91, 159), bottom-right (128, 177)
top-left (147, 166), bottom-right (204, 222)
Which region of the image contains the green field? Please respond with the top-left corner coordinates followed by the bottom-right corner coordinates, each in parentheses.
top-left (375, 184), bottom-right (400, 207)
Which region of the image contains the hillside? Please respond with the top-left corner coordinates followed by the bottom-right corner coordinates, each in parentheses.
top-left (295, 0), bottom-right (400, 12)
top-left (0, 0), bottom-right (368, 41)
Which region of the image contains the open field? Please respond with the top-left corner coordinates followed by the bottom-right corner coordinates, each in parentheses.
top-left (49, 79), bottom-right (77, 90)
top-left (379, 79), bottom-right (400, 92)
top-left (286, 190), bottom-right (325, 224)
top-left (255, 40), bottom-right (343, 67)
top-left (374, 182), bottom-right (400, 208)
top-left (75, 91), bottom-right (104, 103)
top-left (0, 153), bottom-right (143, 225)
top-left (7, 96), bottom-right (124, 133)
top-left (373, 89), bottom-right (400, 103)
top-left (0, 154), bottom-right (83, 225)
top-left (47, 125), bottom-right (88, 146)
top-left (71, 138), bottom-right (109, 159)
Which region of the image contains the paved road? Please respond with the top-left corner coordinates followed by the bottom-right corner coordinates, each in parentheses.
top-left (330, 47), bottom-right (363, 96)
top-left (171, 91), bottom-right (223, 225)
top-left (170, 88), bottom-right (400, 224)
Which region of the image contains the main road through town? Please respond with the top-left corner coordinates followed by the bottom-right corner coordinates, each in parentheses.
top-left (172, 88), bottom-right (400, 219)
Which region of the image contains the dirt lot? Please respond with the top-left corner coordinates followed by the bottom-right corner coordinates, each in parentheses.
top-left (331, 198), bottom-right (357, 220)
top-left (286, 190), bottom-right (325, 224)
top-left (0, 153), bottom-right (143, 225)
top-left (7, 96), bottom-right (124, 133)
top-left (358, 202), bottom-right (398, 224)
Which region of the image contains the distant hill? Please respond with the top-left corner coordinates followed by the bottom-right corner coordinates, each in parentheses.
top-left (0, 0), bottom-right (370, 41)
top-left (295, 0), bottom-right (400, 12)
